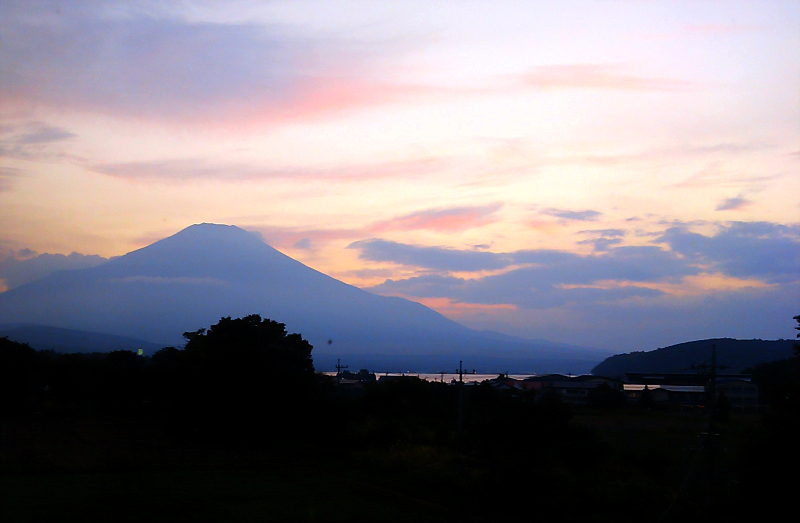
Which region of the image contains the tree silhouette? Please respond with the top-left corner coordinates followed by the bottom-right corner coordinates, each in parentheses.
top-left (178, 315), bottom-right (316, 437)
top-left (182, 314), bottom-right (313, 378)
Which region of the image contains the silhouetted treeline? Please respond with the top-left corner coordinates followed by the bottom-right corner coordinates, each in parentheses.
top-left (0, 314), bottom-right (581, 450)
top-left (4, 314), bottom-right (800, 521)
top-left (1, 316), bottom-right (324, 438)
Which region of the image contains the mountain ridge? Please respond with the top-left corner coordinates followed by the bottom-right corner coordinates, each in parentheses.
top-left (591, 337), bottom-right (797, 378)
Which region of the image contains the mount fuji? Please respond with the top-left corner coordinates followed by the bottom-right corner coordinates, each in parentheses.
top-left (0, 224), bottom-right (608, 372)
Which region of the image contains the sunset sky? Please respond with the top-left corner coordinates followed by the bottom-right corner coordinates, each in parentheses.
top-left (1, 0), bottom-right (798, 352)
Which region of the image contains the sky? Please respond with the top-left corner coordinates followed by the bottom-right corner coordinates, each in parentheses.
top-left (1, 0), bottom-right (798, 353)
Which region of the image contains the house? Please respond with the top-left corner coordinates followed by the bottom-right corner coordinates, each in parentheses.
top-left (623, 373), bottom-right (758, 410)
top-left (623, 384), bottom-right (705, 409)
top-left (521, 374), bottom-right (623, 404)
top-left (715, 377), bottom-right (758, 411)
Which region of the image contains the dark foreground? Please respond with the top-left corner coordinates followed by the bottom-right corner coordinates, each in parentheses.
top-left (3, 319), bottom-right (798, 522)
top-left (2, 404), bottom-right (795, 523)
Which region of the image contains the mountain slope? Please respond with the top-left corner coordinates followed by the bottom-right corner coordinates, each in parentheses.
top-left (0, 223), bottom-right (607, 372)
top-left (591, 338), bottom-right (797, 378)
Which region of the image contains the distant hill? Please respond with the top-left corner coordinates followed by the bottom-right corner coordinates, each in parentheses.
top-left (592, 338), bottom-right (797, 378)
top-left (0, 324), bottom-right (164, 355)
top-left (0, 223), bottom-right (609, 373)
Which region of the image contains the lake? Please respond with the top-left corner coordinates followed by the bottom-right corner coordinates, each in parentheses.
top-left (323, 372), bottom-right (536, 384)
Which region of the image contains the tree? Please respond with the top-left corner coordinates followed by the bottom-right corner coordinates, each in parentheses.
top-left (178, 315), bottom-right (316, 436)
top-left (588, 382), bottom-right (626, 408)
top-left (640, 384), bottom-right (654, 409)
top-left (182, 314), bottom-right (314, 376)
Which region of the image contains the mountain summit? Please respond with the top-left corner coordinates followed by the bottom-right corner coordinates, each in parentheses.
top-left (0, 223), bottom-right (606, 372)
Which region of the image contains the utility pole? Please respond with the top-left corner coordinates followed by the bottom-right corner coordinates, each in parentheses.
top-left (705, 343), bottom-right (718, 512)
top-left (692, 343), bottom-right (721, 513)
top-left (335, 358), bottom-right (348, 394)
top-left (457, 360), bottom-right (464, 434)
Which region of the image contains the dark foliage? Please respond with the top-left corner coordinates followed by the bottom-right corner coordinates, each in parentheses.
top-left (588, 381), bottom-right (627, 408)
top-left (156, 314), bottom-right (318, 439)
top-left (0, 337), bottom-right (41, 415)
top-left (4, 316), bottom-right (800, 522)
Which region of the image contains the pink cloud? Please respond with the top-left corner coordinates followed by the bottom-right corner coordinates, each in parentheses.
top-left (265, 78), bottom-right (456, 120)
top-left (244, 204), bottom-right (503, 249)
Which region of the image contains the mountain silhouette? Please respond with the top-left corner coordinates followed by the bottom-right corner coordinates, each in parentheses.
top-left (0, 223), bottom-right (607, 372)
top-left (0, 323), bottom-right (163, 355)
top-left (591, 338), bottom-right (797, 378)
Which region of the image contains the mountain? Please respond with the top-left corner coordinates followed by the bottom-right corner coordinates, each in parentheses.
top-left (0, 223), bottom-right (609, 372)
top-left (591, 338), bottom-right (797, 378)
top-left (0, 323), bottom-right (163, 355)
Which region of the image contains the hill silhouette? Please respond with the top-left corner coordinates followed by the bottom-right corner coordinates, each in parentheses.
top-left (0, 223), bottom-right (608, 373)
top-left (0, 324), bottom-right (163, 355)
top-left (591, 338), bottom-right (796, 378)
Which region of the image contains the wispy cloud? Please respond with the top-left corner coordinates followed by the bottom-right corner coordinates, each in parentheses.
top-left (240, 203), bottom-right (504, 251)
top-left (348, 239), bottom-right (514, 273)
top-left (715, 196), bottom-right (753, 211)
top-left (89, 156), bottom-right (451, 183)
top-left (0, 166), bottom-right (23, 192)
top-left (0, 122), bottom-right (78, 160)
top-left (245, 225), bottom-right (363, 251)
top-left (576, 229), bottom-right (628, 252)
top-left (368, 203), bottom-right (503, 233)
top-left (518, 65), bottom-right (695, 92)
top-left (539, 208), bottom-right (602, 222)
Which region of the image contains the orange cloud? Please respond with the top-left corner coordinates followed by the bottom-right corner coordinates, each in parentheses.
top-left (561, 273), bottom-right (774, 299)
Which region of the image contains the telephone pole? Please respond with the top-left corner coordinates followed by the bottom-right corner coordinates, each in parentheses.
top-left (335, 358), bottom-right (348, 393)
top-left (457, 360), bottom-right (464, 434)
top-left (705, 343), bottom-right (718, 512)
top-left (693, 343), bottom-right (721, 513)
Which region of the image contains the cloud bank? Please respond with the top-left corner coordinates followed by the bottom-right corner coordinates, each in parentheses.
top-left (348, 221), bottom-right (799, 349)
